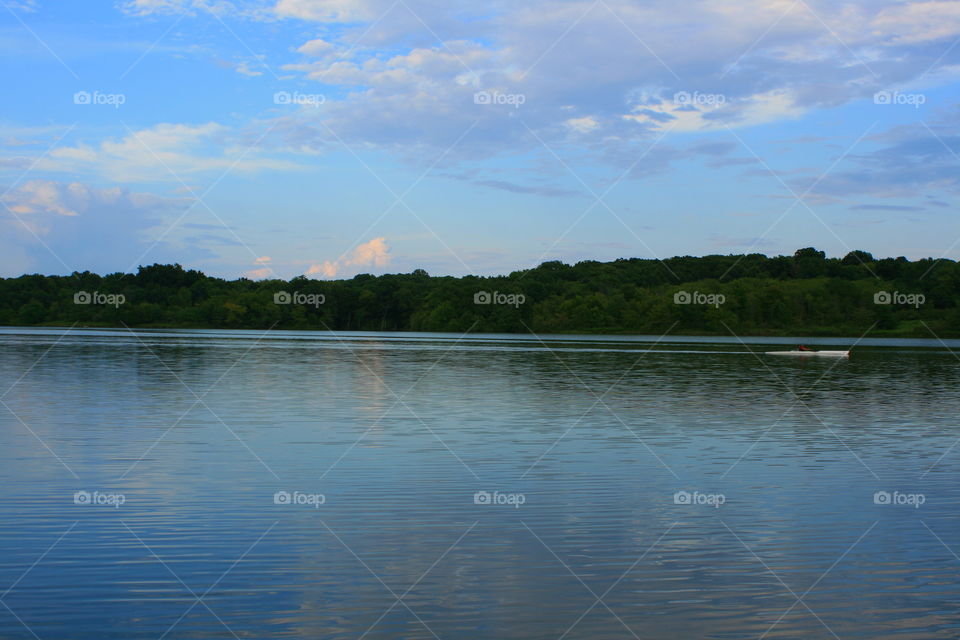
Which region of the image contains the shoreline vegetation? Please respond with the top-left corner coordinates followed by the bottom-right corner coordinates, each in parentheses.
top-left (2, 248), bottom-right (957, 338)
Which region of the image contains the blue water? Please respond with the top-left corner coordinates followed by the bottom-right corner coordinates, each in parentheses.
top-left (0, 327), bottom-right (958, 639)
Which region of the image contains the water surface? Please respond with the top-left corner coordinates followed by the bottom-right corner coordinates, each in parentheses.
top-left (1, 327), bottom-right (958, 639)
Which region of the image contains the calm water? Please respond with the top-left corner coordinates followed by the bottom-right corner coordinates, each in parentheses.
top-left (1, 327), bottom-right (958, 639)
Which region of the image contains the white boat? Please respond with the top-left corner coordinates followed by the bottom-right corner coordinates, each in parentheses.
top-left (765, 350), bottom-right (850, 357)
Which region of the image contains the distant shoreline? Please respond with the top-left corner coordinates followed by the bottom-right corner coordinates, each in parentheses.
top-left (3, 321), bottom-right (953, 340)
top-left (3, 251), bottom-right (957, 339)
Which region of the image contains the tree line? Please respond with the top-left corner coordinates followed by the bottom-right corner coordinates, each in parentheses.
top-left (1, 248), bottom-right (957, 337)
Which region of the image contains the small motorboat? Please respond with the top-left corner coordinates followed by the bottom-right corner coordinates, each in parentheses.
top-left (765, 349), bottom-right (850, 357)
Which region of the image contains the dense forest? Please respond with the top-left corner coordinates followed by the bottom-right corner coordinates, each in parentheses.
top-left (1, 248), bottom-right (958, 337)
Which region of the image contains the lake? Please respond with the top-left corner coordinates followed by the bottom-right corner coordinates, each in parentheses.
top-left (1, 327), bottom-right (958, 639)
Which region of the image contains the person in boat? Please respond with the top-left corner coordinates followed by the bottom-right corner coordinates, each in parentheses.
top-left (797, 345), bottom-right (814, 351)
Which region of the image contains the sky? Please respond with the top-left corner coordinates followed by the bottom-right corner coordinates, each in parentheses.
top-left (0, 0), bottom-right (959, 279)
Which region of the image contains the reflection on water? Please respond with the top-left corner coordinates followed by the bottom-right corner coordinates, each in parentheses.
top-left (0, 327), bottom-right (958, 639)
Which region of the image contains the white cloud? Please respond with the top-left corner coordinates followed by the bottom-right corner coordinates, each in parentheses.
top-left (624, 89), bottom-right (806, 133)
top-left (564, 116), bottom-right (599, 134)
top-left (870, 1), bottom-right (960, 45)
top-left (0, 180), bottom-right (196, 275)
top-left (274, 0), bottom-right (377, 22)
top-left (297, 37), bottom-right (335, 56)
top-left (117, 0), bottom-right (244, 16)
top-left (109, 0), bottom-right (960, 168)
top-left (118, 0), bottom-right (187, 14)
top-left (306, 236), bottom-right (390, 278)
top-left (305, 260), bottom-right (339, 277)
top-left (242, 256), bottom-right (274, 277)
top-left (235, 61), bottom-right (264, 76)
top-left (351, 235), bottom-right (389, 266)
top-left (260, 0), bottom-right (960, 164)
top-left (244, 266), bottom-right (274, 278)
top-left (39, 123), bottom-right (301, 182)
top-left (5, 0), bottom-right (39, 11)
top-left (4, 180), bottom-right (93, 218)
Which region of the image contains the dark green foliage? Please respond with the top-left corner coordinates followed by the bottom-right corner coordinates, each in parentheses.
top-left (1, 252), bottom-right (957, 336)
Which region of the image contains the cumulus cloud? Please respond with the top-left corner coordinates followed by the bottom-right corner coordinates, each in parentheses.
top-left (305, 261), bottom-right (339, 277)
top-left (235, 60), bottom-right (264, 76)
top-left (352, 235), bottom-right (390, 264)
top-left (274, 0), bottom-right (377, 22)
top-left (4, 180), bottom-right (90, 218)
top-left (297, 37), bottom-right (335, 56)
top-left (103, 0), bottom-right (960, 187)
top-left (564, 116), bottom-right (600, 134)
top-left (306, 236), bottom-right (390, 278)
top-left (240, 255), bottom-right (276, 279)
top-left (2, 180), bottom-right (183, 231)
top-left (39, 123), bottom-right (300, 182)
top-left (258, 0), bottom-right (960, 166)
top-left (0, 180), bottom-right (197, 275)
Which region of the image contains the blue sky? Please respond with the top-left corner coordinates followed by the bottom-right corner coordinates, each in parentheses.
top-left (1, 0), bottom-right (959, 279)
